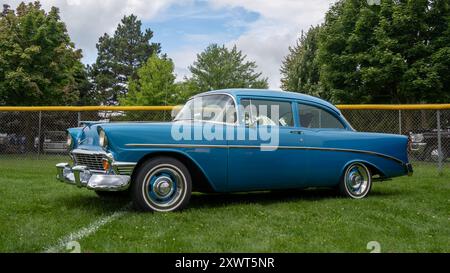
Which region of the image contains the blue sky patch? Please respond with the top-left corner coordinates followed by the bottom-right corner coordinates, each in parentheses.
top-left (143, 1), bottom-right (259, 55)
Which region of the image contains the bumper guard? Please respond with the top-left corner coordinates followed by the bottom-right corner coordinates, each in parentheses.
top-left (56, 163), bottom-right (131, 191)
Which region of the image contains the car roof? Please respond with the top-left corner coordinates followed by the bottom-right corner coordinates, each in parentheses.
top-left (195, 89), bottom-right (341, 114)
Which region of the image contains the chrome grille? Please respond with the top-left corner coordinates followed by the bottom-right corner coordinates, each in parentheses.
top-left (73, 152), bottom-right (104, 171)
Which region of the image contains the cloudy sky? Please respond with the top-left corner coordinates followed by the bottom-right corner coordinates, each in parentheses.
top-left (3, 0), bottom-right (336, 89)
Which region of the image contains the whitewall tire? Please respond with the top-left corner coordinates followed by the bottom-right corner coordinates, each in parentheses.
top-left (132, 156), bottom-right (192, 212)
top-left (339, 162), bottom-right (372, 199)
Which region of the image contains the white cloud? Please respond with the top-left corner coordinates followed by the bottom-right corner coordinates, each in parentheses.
top-left (170, 45), bottom-right (199, 81)
top-left (211, 0), bottom-right (336, 89)
top-left (2, 0), bottom-right (336, 89)
top-left (66, 0), bottom-right (80, 5)
top-left (2, 0), bottom-right (179, 63)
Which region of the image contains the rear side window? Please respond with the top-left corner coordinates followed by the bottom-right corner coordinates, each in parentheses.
top-left (298, 103), bottom-right (344, 129)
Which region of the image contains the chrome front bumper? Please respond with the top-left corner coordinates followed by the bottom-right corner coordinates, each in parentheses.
top-left (410, 142), bottom-right (427, 153)
top-left (56, 163), bottom-right (131, 191)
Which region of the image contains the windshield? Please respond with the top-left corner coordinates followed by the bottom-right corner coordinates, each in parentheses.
top-left (174, 94), bottom-right (236, 124)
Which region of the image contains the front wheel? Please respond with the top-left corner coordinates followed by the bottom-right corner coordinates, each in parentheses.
top-left (339, 162), bottom-right (372, 199)
top-left (131, 157), bottom-right (192, 212)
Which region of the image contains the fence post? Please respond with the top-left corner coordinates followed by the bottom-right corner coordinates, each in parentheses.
top-left (77, 111), bottom-right (81, 127)
top-left (437, 110), bottom-right (443, 175)
top-left (37, 111), bottom-right (42, 158)
top-left (398, 109), bottom-right (402, 134)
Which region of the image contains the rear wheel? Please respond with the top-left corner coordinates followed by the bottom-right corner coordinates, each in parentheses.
top-left (339, 162), bottom-right (372, 199)
top-left (131, 157), bottom-right (192, 212)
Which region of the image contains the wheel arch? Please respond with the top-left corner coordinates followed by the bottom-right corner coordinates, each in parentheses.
top-left (131, 150), bottom-right (216, 193)
top-left (340, 159), bottom-right (386, 179)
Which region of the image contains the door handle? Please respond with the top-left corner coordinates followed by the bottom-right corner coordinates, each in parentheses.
top-left (290, 130), bottom-right (304, 135)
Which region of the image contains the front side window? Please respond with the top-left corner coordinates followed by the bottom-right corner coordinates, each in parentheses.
top-left (298, 103), bottom-right (344, 129)
top-left (241, 99), bottom-right (294, 127)
top-left (175, 94), bottom-right (236, 124)
top-left (298, 103), bottom-right (345, 129)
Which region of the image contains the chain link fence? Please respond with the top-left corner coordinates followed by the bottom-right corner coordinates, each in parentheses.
top-left (0, 109), bottom-right (172, 156)
top-left (0, 107), bottom-right (448, 175)
top-left (342, 108), bottom-right (449, 175)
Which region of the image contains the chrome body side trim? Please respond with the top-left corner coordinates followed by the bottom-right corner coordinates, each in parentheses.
top-left (125, 143), bottom-right (229, 149)
top-left (125, 143), bottom-right (405, 165)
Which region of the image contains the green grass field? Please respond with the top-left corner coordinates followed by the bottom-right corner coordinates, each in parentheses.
top-left (0, 155), bottom-right (448, 253)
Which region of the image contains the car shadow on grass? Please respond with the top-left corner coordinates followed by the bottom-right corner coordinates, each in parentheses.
top-left (53, 187), bottom-right (402, 212)
top-left (186, 187), bottom-right (402, 210)
top-left (53, 193), bottom-right (131, 213)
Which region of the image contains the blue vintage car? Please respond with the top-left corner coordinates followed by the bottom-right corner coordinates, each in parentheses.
top-left (56, 89), bottom-right (413, 212)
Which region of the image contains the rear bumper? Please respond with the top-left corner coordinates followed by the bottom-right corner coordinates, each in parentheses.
top-left (56, 163), bottom-right (131, 191)
top-left (405, 163), bottom-right (413, 176)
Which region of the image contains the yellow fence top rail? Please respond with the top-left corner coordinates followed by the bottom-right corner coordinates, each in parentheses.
top-left (0, 106), bottom-right (176, 111)
top-left (0, 104), bottom-right (450, 111)
top-left (336, 104), bottom-right (450, 110)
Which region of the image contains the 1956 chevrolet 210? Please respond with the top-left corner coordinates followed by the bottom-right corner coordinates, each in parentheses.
top-left (56, 89), bottom-right (413, 212)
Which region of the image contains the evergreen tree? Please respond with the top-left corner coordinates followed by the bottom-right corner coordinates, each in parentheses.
top-left (280, 25), bottom-right (326, 99)
top-left (189, 44), bottom-right (268, 91)
top-left (90, 15), bottom-right (161, 105)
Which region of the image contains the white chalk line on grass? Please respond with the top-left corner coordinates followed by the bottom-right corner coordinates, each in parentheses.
top-left (43, 203), bottom-right (131, 253)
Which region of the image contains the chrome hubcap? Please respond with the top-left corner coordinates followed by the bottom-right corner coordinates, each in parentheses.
top-left (350, 175), bottom-right (362, 188)
top-left (345, 164), bottom-right (370, 196)
top-left (152, 177), bottom-right (174, 198)
top-left (143, 165), bottom-right (185, 208)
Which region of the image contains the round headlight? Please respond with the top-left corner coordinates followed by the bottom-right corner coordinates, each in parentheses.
top-left (99, 129), bottom-right (108, 148)
top-left (66, 134), bottom-right (73, 150)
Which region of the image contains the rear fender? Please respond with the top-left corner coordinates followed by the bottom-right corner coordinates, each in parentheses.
top-left (340, 159), bottom-right (387, 181)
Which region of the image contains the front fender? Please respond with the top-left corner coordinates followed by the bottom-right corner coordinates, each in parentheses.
top-left (67, 127), bottom-right (83, 149)
top-left (115, 147), bottom-right (227, 192)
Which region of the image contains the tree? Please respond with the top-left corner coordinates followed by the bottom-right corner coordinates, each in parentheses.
top-left (189, 44), bottom-right (268, 91)
top-left (90, 14), bottom-right (161, 105)
top-left (119, 54), bottom-right (176, 106)
top-left (280, 25), bottom-right (328, 99)
top-left (172, 78), bottom-right (199, 104)
top-left (75, 63), bottom-right (95, 105)
top-left (0, 1), bottom-right (85, 106)
top-left (317, 0), bottom-right (450, 104)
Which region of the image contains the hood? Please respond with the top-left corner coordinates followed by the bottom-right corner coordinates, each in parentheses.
top-left (69, 121), bottom-right (177, 152)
